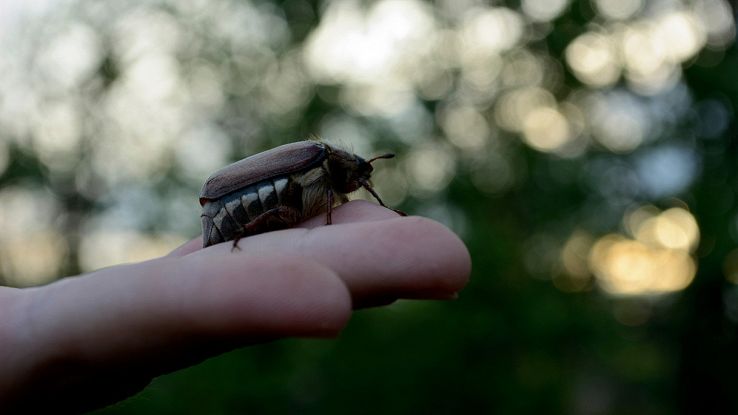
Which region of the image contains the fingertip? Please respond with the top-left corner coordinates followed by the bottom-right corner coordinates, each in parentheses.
top-left (410, 216), bottom-right (472, 294)
top-left (372, 216), bottom-right (471, 296)
top-left (260, 256), bottom-right (353, 337)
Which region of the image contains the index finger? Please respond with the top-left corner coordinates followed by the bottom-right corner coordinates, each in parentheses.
top-left (190, 214), bottom-right (471, 305)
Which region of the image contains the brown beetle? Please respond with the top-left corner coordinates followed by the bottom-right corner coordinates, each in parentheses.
top-left (199, 140), bottom-right (402, 248)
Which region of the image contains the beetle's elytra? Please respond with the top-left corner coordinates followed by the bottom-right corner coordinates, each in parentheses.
top-left (199, 140), bottom-right (402, 248)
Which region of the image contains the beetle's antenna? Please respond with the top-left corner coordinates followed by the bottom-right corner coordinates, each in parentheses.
top-left (367, 153), bottom-right (395, 164)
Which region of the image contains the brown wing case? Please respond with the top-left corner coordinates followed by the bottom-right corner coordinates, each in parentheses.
top-left (199, 141), bottom-right (326, 205)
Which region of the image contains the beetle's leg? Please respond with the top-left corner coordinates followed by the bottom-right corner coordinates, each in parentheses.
top-left (360, 181), bottom-right (407, 216)
top-left (232, 232), bottom-right (244, 251)
top-left (231, 206), bottom-right (302, 251)
top-left (392, 208), bottom-right (408, 216)
top-left (326, 188), bottom-right (334, 225)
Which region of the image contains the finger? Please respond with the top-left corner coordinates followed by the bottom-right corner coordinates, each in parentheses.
top-left (23, 254), bottom-right (351, 370)
top-left (194, 216), bottom-right (471, 304)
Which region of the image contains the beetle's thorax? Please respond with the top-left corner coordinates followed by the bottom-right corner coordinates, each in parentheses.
top-left (323, 148), bottom-right (372, 193)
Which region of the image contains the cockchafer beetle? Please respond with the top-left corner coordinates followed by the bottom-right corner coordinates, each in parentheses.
top-left (199, 140), bottom-right (403, 248)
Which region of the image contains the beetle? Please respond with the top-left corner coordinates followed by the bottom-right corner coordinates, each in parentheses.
top-left (199, 140), bottom-right (403, 248)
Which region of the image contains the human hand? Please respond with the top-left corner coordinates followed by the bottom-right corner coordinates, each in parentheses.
top-left (0, 201), bottom-right (470, 413)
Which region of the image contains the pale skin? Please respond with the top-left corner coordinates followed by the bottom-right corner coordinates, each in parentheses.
top-left (0, 201), bottom-right (471, 413)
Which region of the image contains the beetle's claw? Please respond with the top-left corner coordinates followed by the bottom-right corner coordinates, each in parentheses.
top-left (231, 238), bottom-right (242, 252)
top-left (393, 208), bottom-right (407, 217)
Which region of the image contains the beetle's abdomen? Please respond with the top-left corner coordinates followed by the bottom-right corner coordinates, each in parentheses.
top-left (201, 176), bottom-right (292, 247)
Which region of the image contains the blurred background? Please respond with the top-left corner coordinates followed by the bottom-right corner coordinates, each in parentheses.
top-left (1, 0), bottom-right (736, 413)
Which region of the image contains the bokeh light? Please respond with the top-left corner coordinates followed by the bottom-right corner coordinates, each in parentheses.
top-left (589, 206), bottom-right (699, 296)
top-left (565, 31), bottom-right (620, 87)
top-left (0, 187), bottom-right (66, 286)
top-left (592, 0), bottom-right (643, 21)
top-left (521, 0), bottom-right (570, 22)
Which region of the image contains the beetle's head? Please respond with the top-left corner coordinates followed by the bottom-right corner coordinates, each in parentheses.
top-left (326, 148), bottom-right (394, 193)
